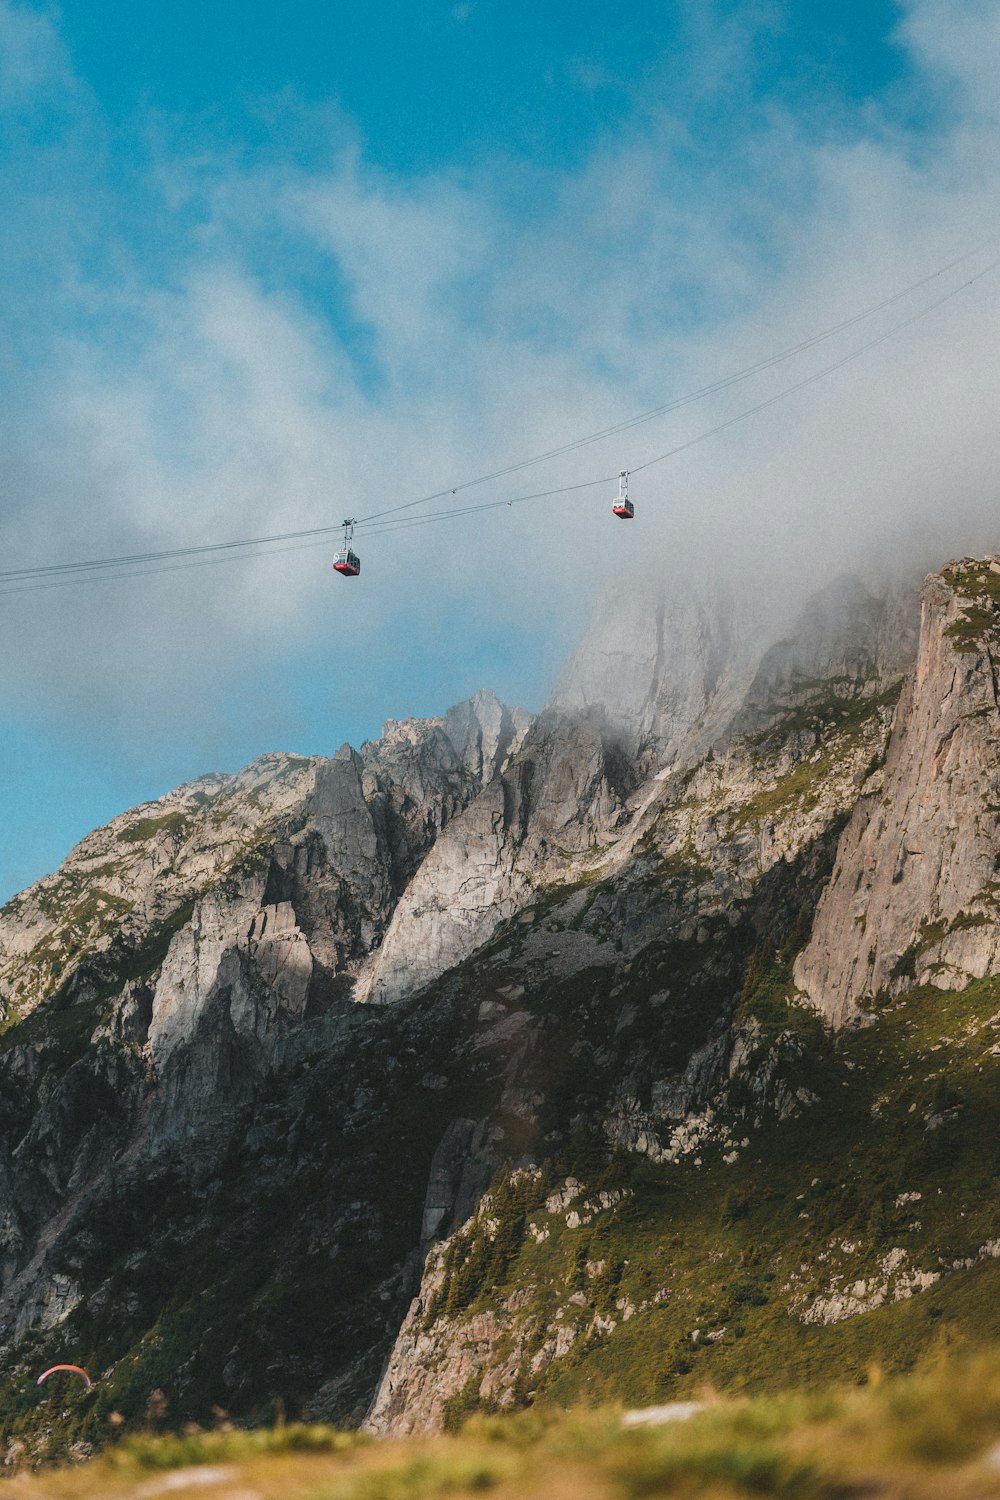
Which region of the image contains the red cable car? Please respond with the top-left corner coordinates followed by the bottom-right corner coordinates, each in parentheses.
top-left (333, 518), bottom-right (361, 577)
top-left (612, 471), bottom-right (633, 519)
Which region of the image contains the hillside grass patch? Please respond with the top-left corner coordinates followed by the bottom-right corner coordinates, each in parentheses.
top-left (116, 812), bottom-right (191, 844)
top-left (19, 1352), bottom-right (1000, 1499)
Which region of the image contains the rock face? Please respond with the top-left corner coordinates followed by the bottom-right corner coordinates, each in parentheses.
top-left (6, 556), bottom-right (1000, 1454)
top-left (141, 691), bottom-right (529, 1069)
top-left (0, 754), bottom-right (317, 1023)
top-left (795, 559), bottom-right (1000, 1024)
top-left (549, 575), bottom-right (768, 770)
top-left (363, 573), bottom-right (912, 1008)
top-left (361, 707), bottom-right (630, 1004)
top-left (733, 574), bottom-right (917, 732)
top-left (0, 689), bottom-right (528, 1029)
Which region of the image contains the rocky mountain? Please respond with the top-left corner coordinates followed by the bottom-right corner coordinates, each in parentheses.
top-left (4, 560), bottom-right (1000, 1463)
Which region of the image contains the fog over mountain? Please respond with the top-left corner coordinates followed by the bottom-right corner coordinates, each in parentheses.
top-left (3, 0), bottom-right (1000, 753)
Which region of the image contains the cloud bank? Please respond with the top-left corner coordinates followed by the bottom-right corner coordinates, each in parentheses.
top-left (3, 0), bottom-right (1000, 765)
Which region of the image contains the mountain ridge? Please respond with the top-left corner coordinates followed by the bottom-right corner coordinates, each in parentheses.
top-left (2, 559), bottom-right (1000, 1461)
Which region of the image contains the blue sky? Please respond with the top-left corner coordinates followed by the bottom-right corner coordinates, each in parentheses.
top-left (3, 0), bottom-right (1000, 901)
top-left (56, 2), bottom-right (906, 173)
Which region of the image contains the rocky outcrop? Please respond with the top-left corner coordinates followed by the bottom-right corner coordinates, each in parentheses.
top-left (361, 708), bottom-right (631, 1003)
top-left (0, 754), bottom-right (318, 1021)
top-left (796, 1248), bottom-right (940, 1326)
top-left (0, 690), bottom-right (528, 1023)
top-left (795, 559), bottom-right (1000, 1024)
top-left (135, 690), bottom-right (531, 1146)
top-left (367, 1169), bottom-right (573, 1438)
top-left (364, 573), bottom-right (917, 1008)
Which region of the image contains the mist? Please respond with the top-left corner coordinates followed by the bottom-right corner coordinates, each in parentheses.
top-left (3, 0), bottom-right (1000, 859)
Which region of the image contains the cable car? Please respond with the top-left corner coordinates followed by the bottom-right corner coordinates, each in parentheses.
top-left (333, 518), bottom-right (361, 577)
top-left (612, 471), bottom-right (633, 519)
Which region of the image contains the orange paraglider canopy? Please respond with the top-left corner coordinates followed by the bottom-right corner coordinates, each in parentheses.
top-left (37, 1364), bottom-right (91, 1389)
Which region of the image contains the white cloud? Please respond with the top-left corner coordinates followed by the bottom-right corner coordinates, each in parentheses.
top-left (4, 0), bottom-right (1000, 761)
top-left (0, 0), bottom-right (69, 107)
top-left (896, 0), bottom-right (1000, 120)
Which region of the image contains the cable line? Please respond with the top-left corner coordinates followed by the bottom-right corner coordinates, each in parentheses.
top-left (0, 522), bottom-right (346, 582)
top-left (1, 234), bottom-right (999, 593)
top-left (629, 249), bottom-right (1000, 475)
top-left (354, 233), bottom-right (1000, 527)
top-left (361, 247), bottom-right (1000, 526)
top-left (0, 535), bottom-right (342, 596)
top-left (0, 479), bottom-right (617, 596)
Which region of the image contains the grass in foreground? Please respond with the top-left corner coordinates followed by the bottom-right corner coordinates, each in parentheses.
top-left (13, 1349), bottom-right (1000, 1499)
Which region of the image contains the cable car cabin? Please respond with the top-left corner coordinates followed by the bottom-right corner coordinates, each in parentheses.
top-left (612, 470), bottom-right (633, 519)
top-left (333, 549), bottom-right (361, 577)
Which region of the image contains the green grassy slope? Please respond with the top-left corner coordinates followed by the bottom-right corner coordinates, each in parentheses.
top-left (429, 972), bottom-right (1000, 1422)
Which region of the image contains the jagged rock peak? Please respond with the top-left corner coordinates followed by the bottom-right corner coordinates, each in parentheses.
top-left (0, 692), bottom-right (531, 1025)
top-left (360, 704), bottom-right (627, 1005)
top-left (795, 557), bottom-right (1000, 1025)
top-left (443, 688), bottom-right (533, 787)
top-left (364, 688), bottom-right (531, 791)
